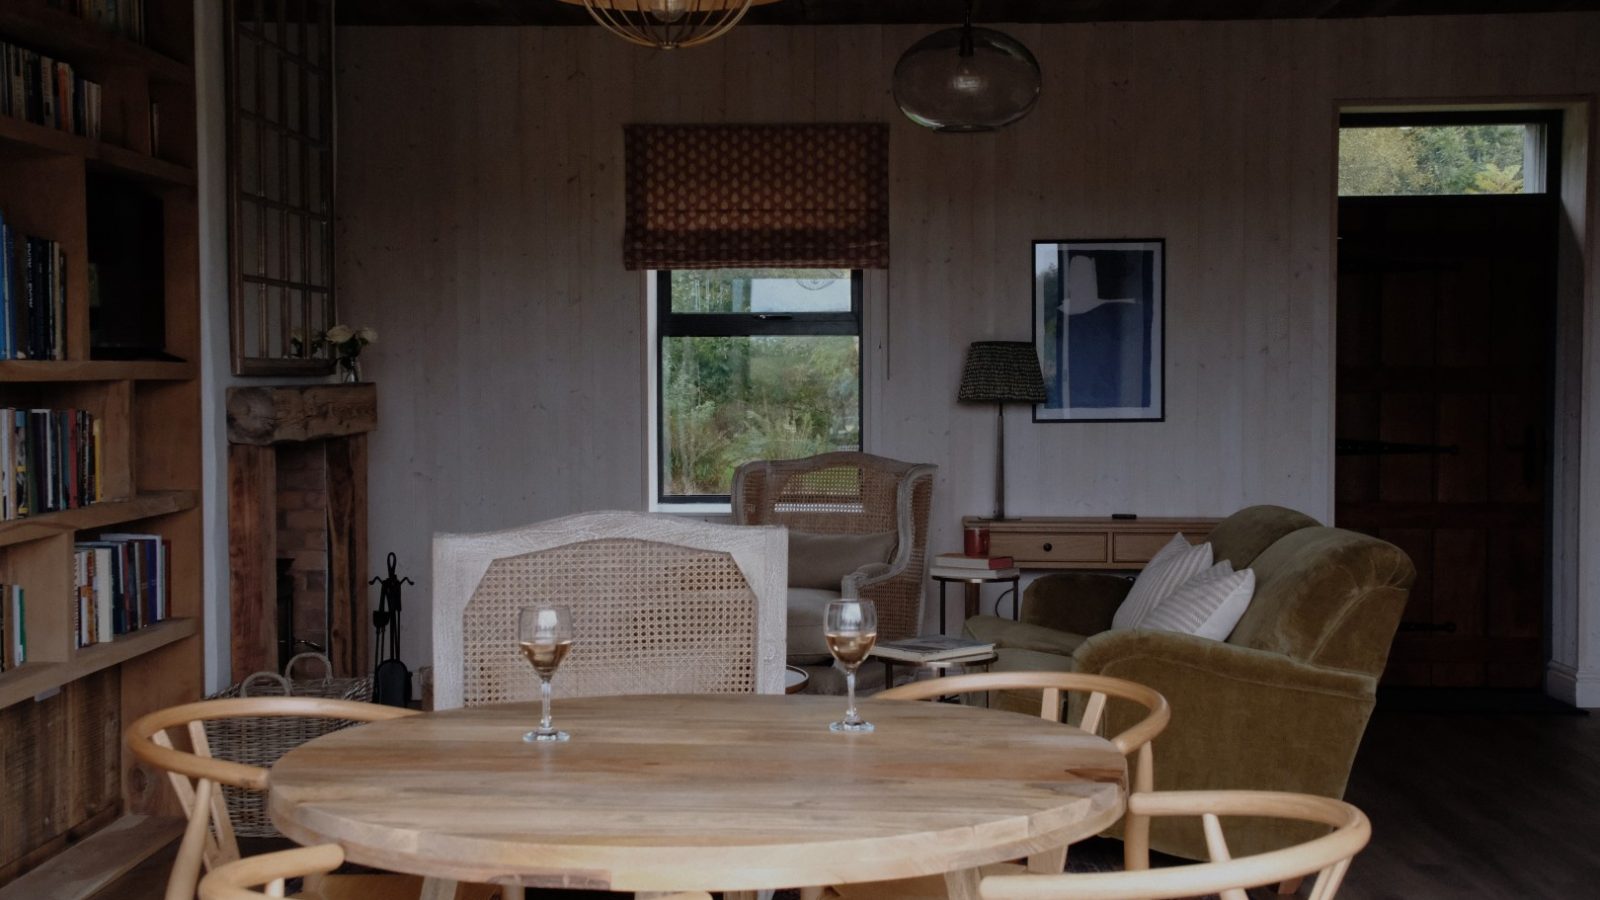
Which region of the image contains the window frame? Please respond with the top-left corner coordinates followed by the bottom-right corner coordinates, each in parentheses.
top-left (650, 268), bottom-right (867, 510)
top-left (1337, 109), bottom-right (1563, 198)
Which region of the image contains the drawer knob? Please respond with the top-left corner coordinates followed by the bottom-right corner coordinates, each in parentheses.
top-left (1042, 542), bottom-right (1053, 552)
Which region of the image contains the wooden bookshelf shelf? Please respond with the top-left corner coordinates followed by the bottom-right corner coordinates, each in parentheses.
top-left (0, 617), bottom-right (195, 710)
top-left (0, 359), bottom-right (196, 382)
top-left (0, 814), bottom-right (184, 900)
top-left (0, 6), bottom-right (191, 84)
top-left (0, 0), bottom-right (201, 884)
top-left (0, 491), bottom-right (197, 549)
top-left (0, 116), bottom-right (196, 188)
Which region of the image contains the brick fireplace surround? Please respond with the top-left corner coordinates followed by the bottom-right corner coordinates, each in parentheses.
top-left (225, 384), bottom-right (377, 680)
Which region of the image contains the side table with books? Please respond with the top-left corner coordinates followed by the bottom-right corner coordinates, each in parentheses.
top-left (930, 553), bottom-right (1021, 634)
top-left (871, 636), bottom-right (998, 692)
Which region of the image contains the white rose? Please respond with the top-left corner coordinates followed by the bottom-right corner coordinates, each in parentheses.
top-left (356, 326), bottom-right (378, 344)
top-left (324, 324), bottom-right (355, 343)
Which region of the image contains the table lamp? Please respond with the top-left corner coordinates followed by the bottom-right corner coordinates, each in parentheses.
top-left (958, 341), bottom-right (1046, 521)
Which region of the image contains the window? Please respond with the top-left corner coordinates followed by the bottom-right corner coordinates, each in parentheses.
top-left (653, 269), bottom-right (863, 506)
top-left (1338, 111), bottom-right (1559, 197)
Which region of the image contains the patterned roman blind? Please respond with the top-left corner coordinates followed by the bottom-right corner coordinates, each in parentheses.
top-left (624, 123), bottom-right (890, 270)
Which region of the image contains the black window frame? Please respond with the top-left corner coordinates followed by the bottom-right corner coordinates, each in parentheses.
top-left (654, 268), bottom-right (866, 506)
top-left (1337, 109), bottom-right (1563, 198)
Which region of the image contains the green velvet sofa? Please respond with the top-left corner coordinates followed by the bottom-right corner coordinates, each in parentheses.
top-left (963, 505), bottom-right (1415, 861)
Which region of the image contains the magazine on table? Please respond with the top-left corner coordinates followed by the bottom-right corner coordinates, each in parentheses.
top-left (871, 635), bottom-right (996, 663)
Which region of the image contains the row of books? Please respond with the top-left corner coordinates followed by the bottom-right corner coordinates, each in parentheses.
top-left (73, 534), bottom-right (168, 647)
top-left (1, 39), bottom-right (104, 138)
top-left (1, 407), bottom-right (104, 521)
top-left (0, 585), bottom-right (24, 671)
top-left (48, 1), bottom-right (147, 44)
top-left (1, 212), bottom-right (69, 360)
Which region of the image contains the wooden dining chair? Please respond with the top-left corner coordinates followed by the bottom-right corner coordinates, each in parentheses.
top-left (822, 672), bottom-right (1170, 900)
top-left (431, 510), bottom-right (789, 709)
top-left (198, 843), bottom-right (715, 900)
top-left (978, 790), bottom-right (1370, 900)
top-left (125, 697), bottom-right (428, 900)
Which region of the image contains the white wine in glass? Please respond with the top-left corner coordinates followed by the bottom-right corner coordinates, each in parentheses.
top-left (517, 605), bottom-right (574, 743)
top-left (825, 598), bottom-right (877, 733)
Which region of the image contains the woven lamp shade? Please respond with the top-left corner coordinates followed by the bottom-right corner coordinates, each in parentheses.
top-left (958, 341), bottom-right (1046, 404)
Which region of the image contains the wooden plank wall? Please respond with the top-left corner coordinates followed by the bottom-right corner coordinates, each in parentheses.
top-left (334, 14), bottom-right (1600, 667)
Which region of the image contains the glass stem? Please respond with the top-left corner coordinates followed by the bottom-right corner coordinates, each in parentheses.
top-left (845, 669), bottom-right (858, 722)
top-left (540, 677), bottom-right (553, 731)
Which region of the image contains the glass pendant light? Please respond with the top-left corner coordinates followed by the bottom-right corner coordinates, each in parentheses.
top-left (559, 0), bottom-right (780, 50)
top-left (892, 1), bottom-right (1042, 132)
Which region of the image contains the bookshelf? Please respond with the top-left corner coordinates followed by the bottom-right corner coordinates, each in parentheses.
top-left (0, 0), bottom-right (200, 891)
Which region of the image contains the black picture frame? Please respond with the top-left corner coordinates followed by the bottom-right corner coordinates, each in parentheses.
top-left (1031, 239), bottom-right (1166, 423)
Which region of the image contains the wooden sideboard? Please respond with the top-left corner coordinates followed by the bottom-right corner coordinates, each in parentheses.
top-left (961, 516), bottom-right (1221, 570)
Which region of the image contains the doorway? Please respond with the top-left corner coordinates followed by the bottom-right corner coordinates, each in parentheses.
top-left (1335, 111), bottom-right (1560, 689)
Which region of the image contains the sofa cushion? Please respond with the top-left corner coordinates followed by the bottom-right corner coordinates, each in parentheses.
top-left (965, 614), bottom-right (1089, 657)
top-left (1227, 526), bottom-right (1416, 675)
top-left (1206, 505), bottom-right (1320, 569)
top-left (786, 587), bottom-right (843, 662)
top-left (1140, 561), bottom-right (1256, 641)
top-left (1111, 534), bottom-right (1213, 630)
top-left (788, 530), bottom-right (898, 591)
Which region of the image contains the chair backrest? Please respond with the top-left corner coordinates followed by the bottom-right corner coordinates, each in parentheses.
top-left (731, 452), bottom-right (935, 639)
top-left (125, 698), bottom-right (417, 900)
top-left (432, 510), bottom-right (788, 710)
top-left (978, 790), bottom-right (1370, 900)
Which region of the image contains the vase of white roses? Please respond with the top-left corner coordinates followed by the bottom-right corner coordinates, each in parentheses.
top-left (316, 324), bottom-right (377, 383)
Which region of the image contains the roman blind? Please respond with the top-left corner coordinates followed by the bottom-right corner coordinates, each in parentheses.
top-left (624, 123), bottom-right (889, 270)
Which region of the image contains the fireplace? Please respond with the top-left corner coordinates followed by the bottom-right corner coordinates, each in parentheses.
top-left (226, 385), bottom-right (377, 680)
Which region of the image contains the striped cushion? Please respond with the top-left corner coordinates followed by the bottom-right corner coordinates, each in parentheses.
top-left (1111, 533), bottom-right (1213, 630)
top-left (1140, 560), bottom-right (1257, 640)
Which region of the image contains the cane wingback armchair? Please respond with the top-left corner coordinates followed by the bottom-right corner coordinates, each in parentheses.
top-left (432, 510), bottom-right (788, 710)
top-left (732, 452), bottom-right (935, 648)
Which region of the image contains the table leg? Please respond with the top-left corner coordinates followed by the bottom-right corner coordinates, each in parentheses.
top-left (939, 581), bottom-right (949, 634)
top-left (419, 877), bottom-right (460, 900)
top-left (1027, 844), bottom-right (1069, 874)
top-left (944, 867), bottom-right (981, 900)
top-left (502, 887), bottom-right (526, 900)
top-left (963, 583), bottom-right (980, 621)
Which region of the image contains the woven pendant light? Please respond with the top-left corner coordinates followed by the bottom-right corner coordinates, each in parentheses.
top-left (560, 0), bottom-right (781, 50)
top-left (893, 0), bottom-right (1042, 132)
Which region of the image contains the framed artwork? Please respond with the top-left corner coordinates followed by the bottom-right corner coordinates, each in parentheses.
top-left (1031, 239), bottom-right (1165, 422)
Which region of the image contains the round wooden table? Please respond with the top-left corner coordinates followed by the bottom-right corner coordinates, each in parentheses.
top-left (268, 694), bottom-right (1127, 896)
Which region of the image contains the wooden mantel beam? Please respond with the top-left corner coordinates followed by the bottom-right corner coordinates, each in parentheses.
top-left (226, 384), bottom-right (378, 445)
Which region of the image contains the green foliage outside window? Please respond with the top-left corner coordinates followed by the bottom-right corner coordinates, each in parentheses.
top-left (662, 335), bottom-right (861, 497)
top-left (1339, 124), bottom-right (1530, 196)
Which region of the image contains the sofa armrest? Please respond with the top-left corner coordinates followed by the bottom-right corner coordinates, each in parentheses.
top-left (1071, 629), bottom-right (1378, 860)
top-left (1021, 572), bottom-right (1135, 636)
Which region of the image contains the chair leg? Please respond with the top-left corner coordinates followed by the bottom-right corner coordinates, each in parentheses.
top-left (419, 878), bottom-right (459, 900)
top-left (1123, 742), bottom-right (1154, 871)
top-left (1277, 876), bottom-right (1305, 895)
top-left (798, 888), bottom-right (828, 900)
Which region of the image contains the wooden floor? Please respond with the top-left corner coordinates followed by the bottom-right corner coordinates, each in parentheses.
top-left (89, 705), bottom-right (1599, 900)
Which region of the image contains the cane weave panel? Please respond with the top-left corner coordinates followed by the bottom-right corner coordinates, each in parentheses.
top-left (462, 538), bottom-right (758, 707)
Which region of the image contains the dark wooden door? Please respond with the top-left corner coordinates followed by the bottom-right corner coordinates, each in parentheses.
top-left (1336, 194), bottom-right (1556, 688)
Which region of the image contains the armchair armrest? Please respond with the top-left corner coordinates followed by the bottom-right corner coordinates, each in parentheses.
top-left (1071, 629), bottom-right (1379, 860)
top-left (841, 562), bottom-right (895, 596)
top-left (1021, 572), bottom-right (1135, 636)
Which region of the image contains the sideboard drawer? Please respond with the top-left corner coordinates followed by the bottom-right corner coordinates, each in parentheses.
top-left (1112, 532), bottom-right (1178, 564)
top-left (991, 532), bottom-right (1108, 566)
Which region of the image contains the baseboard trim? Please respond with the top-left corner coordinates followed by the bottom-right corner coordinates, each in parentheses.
top-left (1546, 661), bottom-right (1600, 708)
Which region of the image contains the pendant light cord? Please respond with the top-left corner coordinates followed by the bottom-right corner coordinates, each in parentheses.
top-left (960, 0), bottom-right (975, 57)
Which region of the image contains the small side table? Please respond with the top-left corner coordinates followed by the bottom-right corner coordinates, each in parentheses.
top-left (880, 652), bottom-right (999, 694)
top-left (784, 665), bottom-right (810, 695)
top-left (933, 571), bottom-right (1021, 634)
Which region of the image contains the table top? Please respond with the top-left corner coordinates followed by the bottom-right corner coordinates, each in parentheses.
top-left (268, 694), bottom-right (1126, 893)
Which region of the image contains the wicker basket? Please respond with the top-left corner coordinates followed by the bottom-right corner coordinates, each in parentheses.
top-left (203, 653), bottom-right (374, 837)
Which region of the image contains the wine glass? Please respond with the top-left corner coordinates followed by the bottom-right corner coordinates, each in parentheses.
top-left (825, 598), bottom-right (877, 733)
top-left (517, 605), bottom-right (574, 743)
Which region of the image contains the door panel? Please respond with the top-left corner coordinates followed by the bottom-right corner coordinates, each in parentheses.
top-left (1336, 194), bottom-right (1555, 688)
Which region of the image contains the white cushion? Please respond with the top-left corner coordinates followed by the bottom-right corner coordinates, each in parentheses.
top-left (1140, 560), bottom-right (1256, 641)
top-left (1112, 533), bottom-right (1213, 630)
